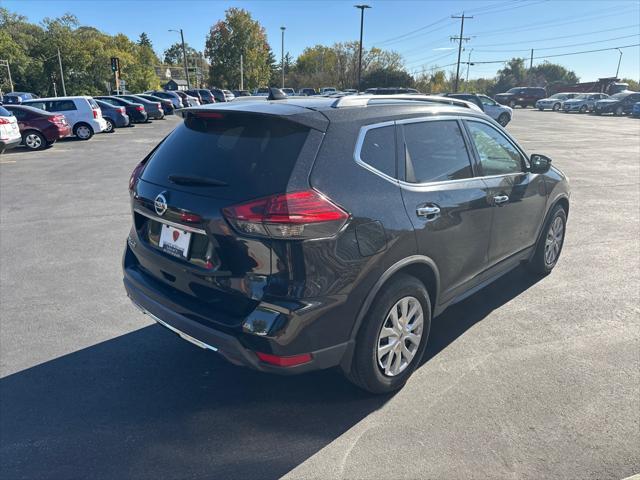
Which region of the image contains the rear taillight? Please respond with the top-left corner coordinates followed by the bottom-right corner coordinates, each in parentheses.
top-left (49, 115), bottom-right (66, 125)
top-left (92, 109), bottom-right (99, 119)
top-left (136, 105), bottom-right (144, 112)
top-left (222, 189), bottom-right (349, 239)
top-left (118, 107), bottom-right (126, 114)
top-left (156, 103), bottom-right (161, 109)
top-left (129, 161), bottom-right (147, 192)
top-left (0, 117), bottom-right (11, 125)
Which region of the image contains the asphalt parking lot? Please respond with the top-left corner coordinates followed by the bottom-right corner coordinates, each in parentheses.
top-left (1, 110), bottom-right (639, 480)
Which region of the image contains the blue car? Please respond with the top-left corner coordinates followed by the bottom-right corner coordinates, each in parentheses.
top-left (632, 102), bottom-right (640, 118)
top-left (95, 99), bottom-right (130, 132)
top-left (2, 92), bottom-right (39, 104)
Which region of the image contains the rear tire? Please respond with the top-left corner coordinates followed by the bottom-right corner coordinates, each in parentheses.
top-left (579, 105), bottom-right (588, 113)
top-left (346, 274), bottom-right (431, 394)
top-left (509, 100), bottom-right (517, 108)
top-left (73, 123), bottom-right (94, 140)
top-left (552, 103), bottom-right (561, 111)
top-left (103, 118), bottom-right (115, 133)
top-left (526, 205), bottom-right (567, 276)
top-left (23, 130), bottom-right (46, 150)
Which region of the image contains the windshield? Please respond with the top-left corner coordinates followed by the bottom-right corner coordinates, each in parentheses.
top-left (507, 88), bottom-right (523, 93)
top-left (141, 113), bottom-right (310, 200)
top-left (549, 94), bottom-right (567, 99)
top-left (573, 94), bottom-right (588, 99)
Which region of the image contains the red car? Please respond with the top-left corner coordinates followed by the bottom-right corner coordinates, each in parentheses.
top-left (3, 104), bottom-right (71, 150)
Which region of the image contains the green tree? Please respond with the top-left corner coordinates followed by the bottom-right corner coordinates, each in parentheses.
top-left (621, 78), bottom-right (639, 90)
top-left (163, 42), bottom-right (199, 66)
top-left (491, 58), bottom-right (527, 94)
top-left (361, 67), bottom-right (414, 89)
top-left (138, 32), bottom-right (152, 49)
top-left (205, 8), bottom-right (273, 89)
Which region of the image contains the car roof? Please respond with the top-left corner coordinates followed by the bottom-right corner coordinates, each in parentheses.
top-left (5, 104), bottom-right (53, 115)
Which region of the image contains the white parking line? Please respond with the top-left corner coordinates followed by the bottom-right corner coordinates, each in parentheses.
top-left (0, 160), bottom-right (17, 164)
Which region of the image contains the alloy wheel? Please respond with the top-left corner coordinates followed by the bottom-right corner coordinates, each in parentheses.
top-left (377, 296), bottom-right (424, 377)
top-left (544, 216), bottom-right (564, 266)
top-left (25, 133), bottom-right (42, 150)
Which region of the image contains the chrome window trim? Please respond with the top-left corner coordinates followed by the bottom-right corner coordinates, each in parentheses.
top-left (353, 114), bottom-right (531, 189)
top-left (133, 207), bottom-right (207, 234)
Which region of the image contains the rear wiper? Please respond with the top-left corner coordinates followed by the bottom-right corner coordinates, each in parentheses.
top-left (168, 174), bottom-right (228, 187)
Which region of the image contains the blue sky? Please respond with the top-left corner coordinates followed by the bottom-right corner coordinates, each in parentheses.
top-left (4, 0), bottom-right (640, 81)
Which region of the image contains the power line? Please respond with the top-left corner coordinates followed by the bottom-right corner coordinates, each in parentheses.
top-left (470, 0), bottom-right (549, 17)
top-left (471, 24), bottom-right (640, 49)
top-left (372, 20), bottom-right (454, 47)
top-left (371, 17), bottom-right (451, 46)
top-left (405, 50), bottom-right (456, 68)
top-left (469, 43), bottom-right (640, 65)
top-left (474, 34), bottom-right (640, 54)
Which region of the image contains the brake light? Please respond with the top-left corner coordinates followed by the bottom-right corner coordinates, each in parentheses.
top-left (129, 161), bottom-right (147, 192)
top-left (93, 109), bottom-right (98, 119)
top-left (0, 117), bottom-right (12, 124)
top-left (222, 189), bottom-right (349, 239)
top-left (156, 103), bottom-right (161, 109)
top-left (136, 105), bottom-right (144, 112)
top-left (49, 115), bottom-right (66, 125)
top-left (256, 352), bottom-right (312, 367)
top-left (118, 107), bottom-right (126, 114)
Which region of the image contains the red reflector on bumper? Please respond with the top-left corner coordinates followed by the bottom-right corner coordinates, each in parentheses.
top-left (256, 352), bottom-right (312, 367)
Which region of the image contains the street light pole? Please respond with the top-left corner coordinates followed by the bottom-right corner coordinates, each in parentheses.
top-left (240, 54), bottom-right (244, 91)
top-left (355, 4), bottom-right (371, 92)
top-left (615, 48), bottom-right (623, 78)
top-left (280, 26), bottom-right (286, 88)
top-left (465, 48), bottom-right (474, 83)
top-left (169, 28), bottom-right (190, 89)
top-left (57, 48), bottom-right (67, 96)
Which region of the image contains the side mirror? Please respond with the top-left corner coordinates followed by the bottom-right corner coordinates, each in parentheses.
top-left (529, 154), bottom-right (552, 174)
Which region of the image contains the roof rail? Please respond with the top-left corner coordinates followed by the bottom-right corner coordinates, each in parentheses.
top-left (331, 94), bottom-right (477, 110)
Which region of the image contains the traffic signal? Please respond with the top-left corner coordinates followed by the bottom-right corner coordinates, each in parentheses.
top-left (110, 57), bottom-right (120, 73)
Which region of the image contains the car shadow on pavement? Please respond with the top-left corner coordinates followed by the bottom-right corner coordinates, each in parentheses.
top-left (0, 267), bottom-right (540, 480)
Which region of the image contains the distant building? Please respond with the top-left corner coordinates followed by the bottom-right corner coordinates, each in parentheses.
top-left (164, 79), bottom-right (188, 91)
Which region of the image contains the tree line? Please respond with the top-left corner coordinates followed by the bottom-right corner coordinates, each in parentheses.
top-left (2, 6), bottom-right (635, 97)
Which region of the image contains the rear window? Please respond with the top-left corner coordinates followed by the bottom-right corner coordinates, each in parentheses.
top-left (141, 113), bottom-right (310, 199)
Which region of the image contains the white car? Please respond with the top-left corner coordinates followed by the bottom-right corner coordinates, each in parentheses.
top-left (23, 96), bottom-right (107, 140)
top-left (0, 105), bottom-right (22, 153)
top-left (222, 90), bottom-right (235, 101)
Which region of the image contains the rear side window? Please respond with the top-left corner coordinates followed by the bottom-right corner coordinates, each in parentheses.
top-left (50, 100), bottom-right (76, 111)
top-left (359, 125), bottom-right (396, 178)
top-left (402, 120), bottom-right (473, 183)
top-left (0, 106), bottom-right (12, 116)
top-left (141, 113), bottom-right (310, 199)
top-left (25, 101), bottom-right (46, 110)
top-left (88, 99), bottom-right (99, 109)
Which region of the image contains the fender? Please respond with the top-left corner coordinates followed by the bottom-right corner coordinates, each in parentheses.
top-left (530, 193), bottom-right (570, 260)
top-left (339, 255), bottom-right (441, 372)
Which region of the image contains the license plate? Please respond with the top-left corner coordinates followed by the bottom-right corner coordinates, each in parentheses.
top-left (159, 224), bottom-right (191, 258)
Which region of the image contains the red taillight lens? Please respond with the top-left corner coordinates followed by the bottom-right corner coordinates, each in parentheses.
top-left (256, 352), bottom-right (312, 367)
top-left (136, 105), bottom-right (144, 111)
top-left (119, 107), bottom-right (126, 114)
top-left (0, 117), bottom-right (11, 125)
top-left (222, 190), bottom-right (349, 239)
top-left (128, 161), bottom-right (146, 192)
top-left (49, 115), bottom-right (66, 125)
top-left (156, 103), bottom-right (161, 109)
top-left (93, 109), bottom-right (98, 119)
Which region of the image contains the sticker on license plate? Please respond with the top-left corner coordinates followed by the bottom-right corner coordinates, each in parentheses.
top-left (159, 224), bottom-right (192, 258)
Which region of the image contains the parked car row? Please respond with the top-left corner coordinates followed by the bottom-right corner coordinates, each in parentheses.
top-left (534, 90), bottom-right (640, 116)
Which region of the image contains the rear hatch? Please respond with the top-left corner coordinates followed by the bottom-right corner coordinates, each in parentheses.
top-left (128, 108), bottom-right (326, 328)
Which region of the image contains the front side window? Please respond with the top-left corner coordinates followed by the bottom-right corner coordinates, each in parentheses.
top-left (402, 120), bottom-right (473, 183)
top-left (466, 121), bottom-right (523, 176)
top-left (478, 95), bottom-right (497, 106)
top-left (359, 125), bottom-right (396, 178)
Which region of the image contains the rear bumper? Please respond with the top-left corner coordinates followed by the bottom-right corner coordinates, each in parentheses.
top-left (124, 274), bottom-right (348, 374)
top-left (115, 115), bottom-right (130, 127)
top-left (0, 136), bottom-right (21, 152)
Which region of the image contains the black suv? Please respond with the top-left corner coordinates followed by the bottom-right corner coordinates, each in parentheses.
top-left (123, 95), bottom-right (570, 393)
top-left (495, 87), bottom-right (547, 108)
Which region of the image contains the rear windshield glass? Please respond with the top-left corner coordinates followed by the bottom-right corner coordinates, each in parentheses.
top-left (0, 106), bottom-right (12, 116)
top-left (141, 113), bottom-right (310, 199)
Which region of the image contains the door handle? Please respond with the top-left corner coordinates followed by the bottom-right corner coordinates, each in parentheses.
top-left (416, 205), bottom-right (441, 220)
top-left (493, 195), bottom-right (509, 205)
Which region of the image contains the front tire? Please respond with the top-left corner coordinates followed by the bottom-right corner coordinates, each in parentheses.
top-left (615, 106), bottom-right (624, 116)
top-left (346, 274), bottom-right (431, 394)
top-left (552, 103), bottom-right (561, 111)
top-left (23, 130), bottom-right (46, 150)
top-left (579, 105), bottom-right (588, 113)
top-left (527, 205), bottom-right (567, 275)
top-left (73, 123), bottom-right (94, 140)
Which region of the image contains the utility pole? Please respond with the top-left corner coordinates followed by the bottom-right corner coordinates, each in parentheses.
top-left (451, 13), bottom-right (472, 93)
top-left (281, 26), bottom-right (286, 88)
top-left (530, 49), bottom-right (534, 69)
top-left (57, 48), bottom-right (67, 96)
top-left (240, 54), bottom-right (244, 91)
top-left (169, 29), bottom-right (190, 89)
top-left (355, 4), bottom-right (371, 92)
top-left (615, 48), bottom-right (623, 78)
top-left (0, 59), bottom-right (13, 92)
top-left (51, 74), bottom-right (57, 97)
top-left (465, 48), bottom-right (474, 83)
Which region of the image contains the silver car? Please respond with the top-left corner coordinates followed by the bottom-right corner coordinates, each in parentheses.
top-left (476, 94), bottom-right (513, 126)
top-left (536, 93), bottom-right (580, 111)
top-left (562, 93), bottom-right (609, 113)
